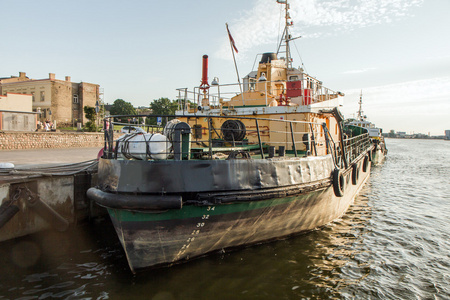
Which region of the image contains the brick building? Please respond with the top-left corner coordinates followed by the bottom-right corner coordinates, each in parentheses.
top-left (0, 93), bottom-right (38, 131)
top-left (0, 72), bottom-right (100, 126)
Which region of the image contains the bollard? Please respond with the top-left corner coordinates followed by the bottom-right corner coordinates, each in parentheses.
top-left (268, 146), bottom-right (275, 158)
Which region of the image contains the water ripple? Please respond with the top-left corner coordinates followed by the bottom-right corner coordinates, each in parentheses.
top-left (1, 139), bottom-right (449, 299)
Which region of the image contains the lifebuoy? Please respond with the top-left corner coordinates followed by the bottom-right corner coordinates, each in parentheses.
top-left (352, 163), bottom-right (359, 185)
top-left (363, 155), bottom-right (370, 172)
top-left (333, 168), bottom-right (345, 197)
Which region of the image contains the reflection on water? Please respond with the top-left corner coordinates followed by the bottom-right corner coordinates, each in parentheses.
top-left (0, 139), bottom-right (449, 299)
top-left (0, 221), bottom-right (124, 300)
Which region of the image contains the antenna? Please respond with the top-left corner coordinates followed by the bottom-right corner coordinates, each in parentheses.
top-left (357, 90), bottom-right (365, 121)
top-left (276, 0), bottom-right (299, 69)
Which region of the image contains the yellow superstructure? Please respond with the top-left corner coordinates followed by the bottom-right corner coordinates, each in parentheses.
top-left (176, 50), bottom-right (343, 157)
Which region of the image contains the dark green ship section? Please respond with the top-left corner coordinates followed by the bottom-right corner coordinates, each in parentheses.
top-left (87, 112), bottom-right (373, 273)
top-left (98, 151), bottom-right (371, 272)
top-left (106, 177), bottom-right (370, 272)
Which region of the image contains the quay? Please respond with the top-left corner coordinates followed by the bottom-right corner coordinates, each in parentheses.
top-left (0, 147), bottom-right (103, 242)
top-left (0, 147), bottom-right (101, 166)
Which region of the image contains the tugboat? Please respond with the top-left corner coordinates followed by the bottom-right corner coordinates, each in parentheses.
top-left (88, 0), bottom-right (374, 273)
top-left (347, 92), bottom-right (387, 164)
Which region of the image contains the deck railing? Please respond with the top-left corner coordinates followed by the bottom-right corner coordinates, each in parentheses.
top-left (176, 79), bottom-right (341, 110)
top-left (102, 115), bottom-right (370, 168)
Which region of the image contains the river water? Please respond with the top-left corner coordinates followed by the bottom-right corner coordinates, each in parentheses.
top-left (0, 138), bottom-right (449, 300)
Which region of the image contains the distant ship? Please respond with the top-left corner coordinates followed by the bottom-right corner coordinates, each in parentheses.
top-left (347, 92), bottom-right (387, 164)
top-left (88, 0), bottom-right (375, 273)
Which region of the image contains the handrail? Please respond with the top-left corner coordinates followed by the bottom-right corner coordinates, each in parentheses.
top-left (101, 114), bottom-right (371, 165)
top-left (176, 79), bottom-right (341, 111)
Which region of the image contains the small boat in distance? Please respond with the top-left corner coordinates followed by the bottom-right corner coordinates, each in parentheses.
top-left (347, 92), bottom-right (387, 164)
top-left (88, 0), bottom-right (375, 273)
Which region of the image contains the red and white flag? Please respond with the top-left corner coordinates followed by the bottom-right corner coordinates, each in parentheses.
top-left (226, 23), bottom-right (238, 53)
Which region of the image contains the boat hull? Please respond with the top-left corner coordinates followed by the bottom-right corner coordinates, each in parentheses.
top-left (107, 160), bottom-right (370, 272)
top-left (371, 140), bottom-right (388, 165)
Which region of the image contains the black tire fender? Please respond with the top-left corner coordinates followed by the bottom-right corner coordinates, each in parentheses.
top-left (352, 163), bottom-right (359, 185)
top-left (370, 148), bottom-right (376, 161)
top-left (333, 168), bottom-right (345, 197)
top-left (363, 155), bottom-right (370, 172)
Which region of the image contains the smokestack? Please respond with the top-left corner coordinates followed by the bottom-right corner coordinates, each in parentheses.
top-left (200, 55), bottom-right (209, 91)
top-left (65, 76), bottom-right (71, 82)
top-left (49, 73), bottom-right (55, 80)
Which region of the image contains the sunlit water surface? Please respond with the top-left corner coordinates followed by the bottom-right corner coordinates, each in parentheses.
top-left (0, 139), bottom-right (449, 299)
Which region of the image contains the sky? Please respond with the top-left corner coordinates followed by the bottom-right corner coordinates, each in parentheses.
top-left (2, 0), bottom-right (450, 135)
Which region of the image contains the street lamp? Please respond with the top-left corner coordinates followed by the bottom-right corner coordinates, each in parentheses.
top-left (95, 100), bottom-right (100, 130)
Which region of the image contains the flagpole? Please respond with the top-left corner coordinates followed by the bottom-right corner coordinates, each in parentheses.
top-left (226, 23), bottom-right (245, 106)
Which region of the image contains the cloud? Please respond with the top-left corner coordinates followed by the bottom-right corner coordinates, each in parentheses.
top-left (215, 0), bottom-right (424, 58)
top-left (341, 76), bottom-right (450, 134)
top-left (342, 67), bottom-right (377, 74)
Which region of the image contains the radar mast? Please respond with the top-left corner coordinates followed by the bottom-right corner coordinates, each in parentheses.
top-left (276, 0), bottom-right (299, 69)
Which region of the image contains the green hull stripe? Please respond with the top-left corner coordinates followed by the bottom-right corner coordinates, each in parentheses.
top-left (109, 195), bottom-right (300, 222)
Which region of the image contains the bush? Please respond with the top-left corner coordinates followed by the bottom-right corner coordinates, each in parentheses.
top-left (84, 121), bottom-right (97, 132)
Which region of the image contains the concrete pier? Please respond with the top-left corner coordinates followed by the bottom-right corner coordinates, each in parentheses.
top-left (0, 147), bottom-right (101, 167)
top-left (0, 147), bottom-right (102, 242)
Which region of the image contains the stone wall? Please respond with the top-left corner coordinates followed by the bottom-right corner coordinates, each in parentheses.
top-left (0, 131), bottom-right (107, 150)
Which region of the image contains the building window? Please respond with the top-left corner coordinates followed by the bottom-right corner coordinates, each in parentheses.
top-left (40, 91), bottom-right (45, 102)
top-left (73, 94), bottom-right (79, 103)
top-left (31, 92), bottom-right (35, 102)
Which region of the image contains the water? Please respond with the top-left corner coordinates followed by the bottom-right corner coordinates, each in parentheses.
top-left (0, 139), bottom-right (449, 299)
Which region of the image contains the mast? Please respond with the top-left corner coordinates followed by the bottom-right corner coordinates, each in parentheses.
top-left (357, 91), bottom-right (365, 121)
top-left (276, 0), bottom-right (295, 69)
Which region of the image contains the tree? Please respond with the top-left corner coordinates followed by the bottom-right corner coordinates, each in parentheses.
top-left (148, 98), bottom-right (178, 126)
top-left (110, 99), bottom-right (136, 117)
top-left (84, 106), bottom-right (97, 132)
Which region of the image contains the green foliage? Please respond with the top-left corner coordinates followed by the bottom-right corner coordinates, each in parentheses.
top-left (84, 121), bottom-right (97, 132)
top-left (84, 106), bottom-right (97, 132)
top-left (150, 98), bottom-right (178, 115)
top-left (148, 98), bottom-right (178, 126)
top-left (84, 106), bottom-right (96, 121)
top-left (110, 99), bottom-right (136, 117)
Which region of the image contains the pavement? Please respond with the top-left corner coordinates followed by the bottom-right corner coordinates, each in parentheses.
top-left (0, 147), bottom-right (102, 167)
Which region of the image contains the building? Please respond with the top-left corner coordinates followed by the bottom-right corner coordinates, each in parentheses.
top-left (0, 72), bottom-right (100, 126)
top-left (445, 130), bottom-right (450, 140)
top-left (0, 92), bottom-right (32, 112)
top-left (0, 93), bottom-right (38, 131)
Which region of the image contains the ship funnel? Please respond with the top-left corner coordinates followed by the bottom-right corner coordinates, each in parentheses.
top-left (260, 52), bottom-right (277, 64)
top-left (200, 55), bottom-right (210, 91)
